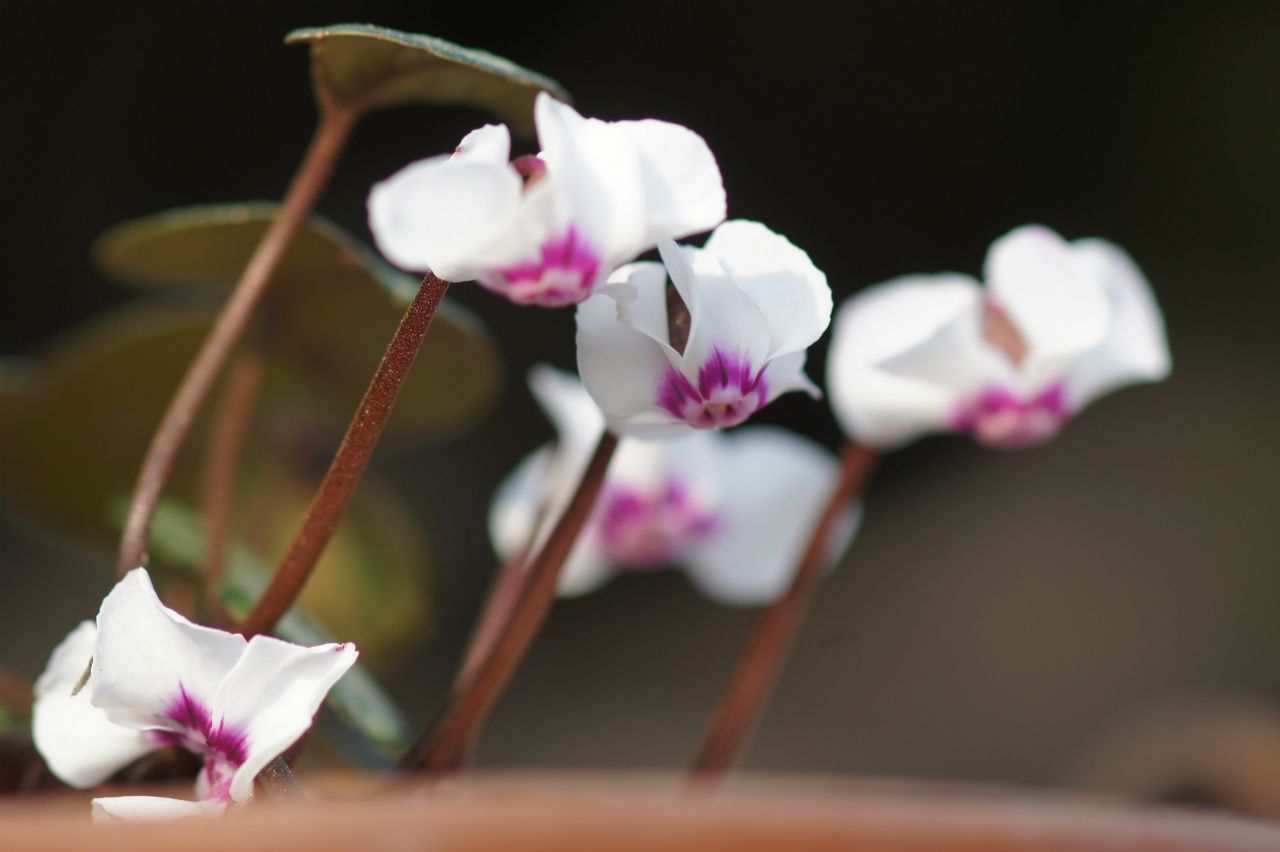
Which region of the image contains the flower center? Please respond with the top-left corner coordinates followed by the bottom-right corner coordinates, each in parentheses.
top-left (658, 348), bottom-right (767, 429)
top-left (955, 385), bottom-right (1068, 448)
top-left (160, 685), bottom-right (249, 802)
top-left (495, 225), bottom-right (600, 307)
top-left (596, 480), bottom-right (719, 566)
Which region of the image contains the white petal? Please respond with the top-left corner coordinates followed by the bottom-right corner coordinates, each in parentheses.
top-left (826, 275), bottom-right (984, 448)
top-left (528, 363), bottom-right (607, 453)
top-left (663, 241), bottom-right (771, 387)
top-left (212, 637), bottom-right (357, 802)
top-left (759, 349), bottom-right (822, 402)
top-left (613, 118), bottom-right (726, 246)
top-left (611, 263), bottom-right (683, 366)
top-left (535, 94), bottom-right (646, 267)
top-left (92, 796), bottom-right (226, 823)
top-left (489, 446), bottom-right (556, 563)
top-left (555, 527), bottom-right (615, 597)
top-left (90, 569), bottom-right (247, 733)
top-left (33, 621), bottom-right (157, 788)
top-left (684, 428), bottom-right (857, 605)
top-left (576, 287), bottom-right (684, 434)
top-left (984, 225), bottom-right (1112, 391)
top-left (1059, 238), bottom-right (1171, 408)
top-left (455, 123), bottom-right (513, 165)
top-left (701, 220), bottom-right (832, 361)
top-left (368, 153), bottom-right (522, 278)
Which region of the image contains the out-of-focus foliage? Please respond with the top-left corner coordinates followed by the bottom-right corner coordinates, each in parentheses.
top-left (286, 23), bottom-right (571, 135)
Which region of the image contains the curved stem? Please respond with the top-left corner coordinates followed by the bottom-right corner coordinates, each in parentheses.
top-left (115, 104), bottom-right (360, 579)
top-left (202, 349), bottom-right (265, 625)
top-left (405, 432), bottom-right (619, 772)
top-left (692, 441), bottom-right (877, 781)
top-left (456, 551), bottom-right (530, 695)
top-left (237, 274), bottom-right (451, 640)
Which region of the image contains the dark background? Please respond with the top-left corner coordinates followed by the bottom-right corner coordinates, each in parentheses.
top-left (2, 1), bottom-right (1279, 794)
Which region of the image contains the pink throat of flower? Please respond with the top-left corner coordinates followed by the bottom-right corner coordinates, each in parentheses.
top-left (954, 385), bottom-right (1070, 448)
top-left (596, 480), bottom-right (719, 567)
top-left (491, 226), bottom-right (600, 307)
top-left (658, 348), bottom-right (768, 429)
top-left (160, 685), bottom-right (248, 803)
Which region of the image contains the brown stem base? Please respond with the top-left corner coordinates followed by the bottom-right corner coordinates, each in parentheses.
top-left (692, 441), bottom-right (877, 781)
top-left (405, 432), bottom-right (620, 772)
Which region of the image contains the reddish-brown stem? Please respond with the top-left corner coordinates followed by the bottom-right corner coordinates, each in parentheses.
top-left (115, 104), bottom-right (360, 579)
top-left (202, 349), bottom-right (265, 625)
top-left (692, 441), bottom-right (878, 780)
top-left (406, 432), bottom-right (619, 772)
top-left (0, 665), bottom-right (33, 713)
top-left (456, 552), bottom-right (531, 694)
top-left (237, 274), bottom-right (451, 640)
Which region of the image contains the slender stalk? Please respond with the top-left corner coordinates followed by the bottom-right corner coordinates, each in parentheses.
top-left (237, 274), bottom-right (451, 640)
top-left (405, 432), bottom-right (619, 772)
top-left (692, 441), bottom-right (877, 780)
top-left (202, 350), bottom-right (265, 625)
top-left (115, 103), bottom-right (360, 579)
top-left (456, 552), bottom-right (530, 694)
top-left (255, 756), bottom-right (305, 804)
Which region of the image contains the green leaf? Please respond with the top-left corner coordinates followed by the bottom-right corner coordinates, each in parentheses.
top-left (286, 23), bottom-right (571, 136)
top-left (144, 498), bottom-right (416, 755)
top-left (92, 203), bottom-right (502, 442)
top-left (0, 295), bottom-right (221, 543)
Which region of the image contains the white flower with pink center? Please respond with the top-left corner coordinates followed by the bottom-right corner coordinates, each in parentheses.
top-left (575, 220), bottom-right (833, 437)
top-left (368, 92), bottom-right (725, 307)
top-left (826, 225), bottom-right (1171, 449)
top-left (33, 569), bottom-right (357, 821)
top-left (490, 367), bottom-right (857, 604)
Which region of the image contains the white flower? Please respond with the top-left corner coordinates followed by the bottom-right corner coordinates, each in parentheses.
top-left (490, 366), bottom-right (858, 605)
top-left (33, 568), bottom-right (357, 821)
top-left (826, 225), bottom-right (1171, 449)
top-left (575, 220), bottom-right (832, 437)
top-left (368, 92), bottom-right (725, 307)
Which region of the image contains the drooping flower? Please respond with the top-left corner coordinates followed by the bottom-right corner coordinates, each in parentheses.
top-left (490, 366), bottom-right (858, 604)
top-left (575, 220), bottom-right (833, 437)
top-left (368, 92), bottom-right (725, 308)
top-left (33, 569), bottom-right (357, 821)
top-left (826, 225), bottom-right (1171, 449)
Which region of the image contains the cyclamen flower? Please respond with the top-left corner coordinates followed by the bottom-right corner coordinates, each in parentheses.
top-left (826, 225), bottom-right (1171, 449)
top-left (490, 366), bottom-right (857, 604)
top-left (576, 220), bottom-right (832, 437)
top-left (33, 569), bottom-right (357, 822)
top-left (368, 92), bottom-right (725, 307)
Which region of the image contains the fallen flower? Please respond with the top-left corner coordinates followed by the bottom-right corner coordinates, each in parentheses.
top-left (368, 92), bottom-right (725, 307)
top-left (826, 225), bottom-right (1170, 449)
top-left (33, 568), bottom-right (357, 821)
top-left (576, 220), bottom-right (832, 436)
top-left (491, 366), bottom-right (857, 604)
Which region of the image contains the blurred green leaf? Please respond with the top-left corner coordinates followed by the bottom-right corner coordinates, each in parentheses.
top-left (0, 295), bottom-right (219, 542)
top-left (286, 23), bottom-right (570, 136)
top-left (92, 203), bottom-right (502, 441)
top-left (145, 498), bottom-right (416, 754)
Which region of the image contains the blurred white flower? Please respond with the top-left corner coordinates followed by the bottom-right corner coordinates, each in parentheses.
top-left (576, 220), bottom-right (832, 437)
top-left (490, 366), bottom-right (857, 605)
top-left (33, 568), bottom-right (357, 821)
top-left (827, 225), bottom-right (1171, 449)
top-left (368, 92), bottom-right (725, 307)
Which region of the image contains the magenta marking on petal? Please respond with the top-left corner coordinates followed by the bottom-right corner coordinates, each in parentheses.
top-left (953, 384), bottom-right (1070, 448)
top-left (596, 479), bottom-right (720, 567)
top-left (493, 225), bottom-right (601, 307)
top-left (161, 684), bottom-right (249, 769)
top-left (657, 347), bottom-right (768, 429)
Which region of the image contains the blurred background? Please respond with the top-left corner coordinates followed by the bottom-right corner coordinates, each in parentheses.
top-left (2, 1), bottom-right (1279, 808)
